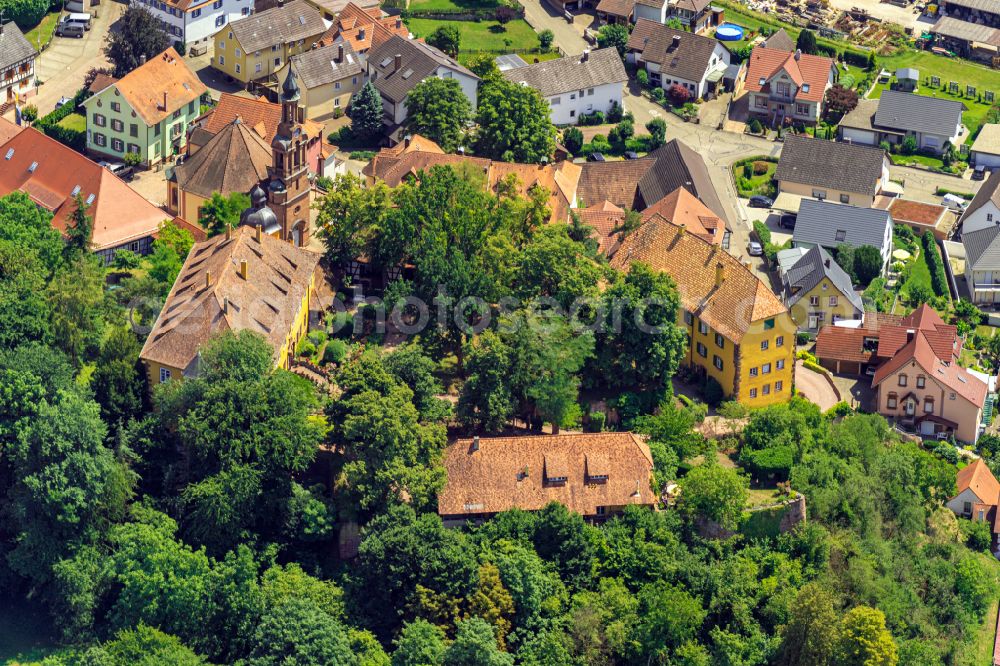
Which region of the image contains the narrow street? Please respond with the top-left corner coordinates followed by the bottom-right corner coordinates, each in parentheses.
top-left (519, 0), bottom-right (589, 55)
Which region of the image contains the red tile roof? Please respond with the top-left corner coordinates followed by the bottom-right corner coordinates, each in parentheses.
top-left (0, 128), bottom-right (172, 252)
top-left (196, 93), bottom-right (324, 146)
top-left (316, 1), bottom-right (410, 51)
top-left (0, 116), bottom-right (21, 144)
top-left (872, 330), bottom-right (987, 407)
top-left (641, 186), bottom-right (723, 245)
top-left (744, 46), bottom-right (834, 103)
top-left (438, 432), bottom-right (655, 518)
top-left (876, 304), bottom-right (959, 362)
top-left (957, 458), bottom-right (1000, 505)
top-left (575, 200), bottom-right (624, 256)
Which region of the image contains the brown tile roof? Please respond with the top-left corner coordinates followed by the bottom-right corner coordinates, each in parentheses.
top-left (229, 0), bottom-right (327, 55)
top-left (576, 200), bottom-right (624, 255)
top-left (87, 72), bottom-right (118, 95)
top-left (289, 42), bottom-right (364, 89)
top-left (744, 46), bottom-right (835, 103)
top-left (609, 216), bottom-right (788, 342)
top-left (501, 48), bottom-right (627, 98)
top-left (957, 459), bottom-right (1000, 505)
top-left (762, 28), bottom-right (795, 51)
top-left (103, 48), bottom-right (206, 127)
top-left (195, 93), bottom-right (323, 146)
top-left (596, 0), bottom-right (635, 16)
top-left (0, 128), bottom-right (172, 252)
top-left (368, 35), bottom-right (478, 104)
top-left (366, 144), bottom-right (582, 223)
top-left (876, 304), bottom-right (959, 361)
top-left (626, 19), bottom-right (722, 84)
top-left (885, 198), bottom-right (948, 227)
top-left (872, 330), bottom-right (987, 407)
top-left (139, 225), bottom-right (321, 372)
top-left (641, 186), bottom-right (724, 245)
top-left (577, 158), bottom-right (653, 209)
top-left (815, 323), bottom-right (876, 364)
top-left (316, 1), bottom-right (410, 51)
top-left (173, 118), bottom-right (272, 199)
top-left (775, 135), bottom-right (886, 198)
top-left (438, 432), bottom-right (655, 517)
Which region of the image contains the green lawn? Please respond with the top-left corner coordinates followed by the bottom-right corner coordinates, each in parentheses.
top-left (56, 112), bottom-right (86, 132)
top-left (23, 11), bottom-right (59, 51)
top-left (733, 157), bottom-right (778, 197)
top-left (902, 249), bottom-right (933, 298)
top-left (890, 152), bottom-right (945, 169)
top-left (406, 17), bottom-right (541, 52)
top-left (408, 0), bottom-right (498, 10)
top-left (954, 556), bottom-right (1000, 666)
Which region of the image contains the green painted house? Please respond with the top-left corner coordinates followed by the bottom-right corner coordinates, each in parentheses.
top-left (83, 48), bottom-right (207, 168)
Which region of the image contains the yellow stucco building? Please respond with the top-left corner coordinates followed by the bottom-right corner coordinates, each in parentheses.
top-left (139, 225), bottom-right (321, 389)
top-left (780, 246), bottom-right (864, 332)
top-left (212, 0), bottom-right (326, 85)
top-left (610, 215), bottom-right (795, 406)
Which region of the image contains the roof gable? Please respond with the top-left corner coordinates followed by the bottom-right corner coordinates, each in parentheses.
top-left (0, 21), bottom-right (36, 69)
top-left (957, 459), bottom-right (1000, 505)
top-left (792, 199), bottom-right (892, 251)
top-left (173, 119), bottom-right (272, 199)
top-left (92, 48), bottom-right (207, 126)
top-left (626, 19), bottom-right (722, 83)
top-left (228, 0), bottom-right (327, 54)
top-left (501, 48), bottom-right (627, 98)
top-left (775, 135), bottom-right (886, 196)
top-left (873, 90), bottom-right (964, 136)
top-left (744, 46), bottom-right (834, 103)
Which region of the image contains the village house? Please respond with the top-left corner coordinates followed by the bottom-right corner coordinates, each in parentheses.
top-left (275, 42), bottom-right (364, 120)
top-left (132, 0), bottom-right (251, 48)
top-left (0, 21), bottom-right (36, 107)
top-left (838, 90), bottom-right (965, 155)
top-left (83, 48), bottom-right (207, 168)
top-left (500, 48), bottom-right (627, 126)
top-left (608, 216), bottom-right (796, 407)
top-left (211, 0), bottom-right (327, 87)
top-left (633, 0), bottom-right (721, 33)
top-left (958, 169), bottom-right (1000, 236)
top-left (744, 46), bottom-right (837, 126)
top-left (625, 19), bottom-right (731, 100)
top-left (298, 0), bottom-right (378, 21)
top-left (366, 35), bottom-right (479, 135)
top-left (0, 126), bottom-right (202, 262)
top-left (595, 0), bottom-right (634, 25)
top-left (438, 433), bottom-right (656, 524)
top-left (139, 224), bottom-right (321, 389)
top-left (875, 197), bottom-right (954, 240)
top-left (315, 1), bottom-right (410, 52)
top-left (947, 459), bottom-right (1000, 555)
top-left (775, 135), bottom-right (890, 207)
top-left (961, 218), bottom-right (1000, 305)
top-left (778, 246), bottom-right (863, 331)
top-left (970, 123), bottom-right (1000, 169)
top-left (791, 199), bottom-right (894, 274)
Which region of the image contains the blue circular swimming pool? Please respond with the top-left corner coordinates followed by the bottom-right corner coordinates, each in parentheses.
top-left (716, 24), bottom-right (745, 41)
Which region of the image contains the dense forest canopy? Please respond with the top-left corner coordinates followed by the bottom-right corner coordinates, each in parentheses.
top-left (0, 170), bottom-right (995, 666)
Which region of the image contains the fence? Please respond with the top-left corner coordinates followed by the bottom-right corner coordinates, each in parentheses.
top-left (401, 6), bottom-right (524, 20)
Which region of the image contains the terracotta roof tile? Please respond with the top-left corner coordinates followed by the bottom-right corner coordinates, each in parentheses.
top-left (316, 1), bottom-right (410, 51)
top-left (0, 128), bottom-right (171, 251)
top-left (872, 330), bottom-right (987, 407)
top-left (196, 93), bottom-right (324, 146)
top-left (139, 225), bottom-right (320, 371)
top-left (957, 458), bottom-right (1000, 505)
top-left (576, 200), bottom-right (624, 255)
top-left (744, 45), bottom-right (835, 103)
top-left (596, 0), bottom-right (635, 16)
top-left (641, 186), bottom-right (723, 245)
top-left (0, 116), bottom-right (22, 144)
top-left (101, 48), bottom-right (207, 127)
top-left (438, 432), bottom-right (655, 517)
top-left (609, 216), bottom-right (787, 342)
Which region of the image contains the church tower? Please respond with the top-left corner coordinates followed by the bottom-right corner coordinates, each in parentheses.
top-left (267, 67), bottom-right (312, 247)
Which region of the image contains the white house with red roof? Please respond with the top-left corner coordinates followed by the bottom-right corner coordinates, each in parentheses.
top-left (947, 459), bottom-right (1000, 554)
top-left (744, 46), bottom-right (837, 126)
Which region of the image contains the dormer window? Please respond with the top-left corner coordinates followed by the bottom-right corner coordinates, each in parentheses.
top-left (544, 452), bottom-right (568, 485)
top-left (586, 453), bottom-right (609, 484)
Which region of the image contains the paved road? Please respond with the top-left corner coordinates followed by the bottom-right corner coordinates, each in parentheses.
top-left (519, 0), bottom-right (589, 55)
top-left (31, 3), bottom-right (123, 117)
top-left (795, 360), bottom-right (841, 411)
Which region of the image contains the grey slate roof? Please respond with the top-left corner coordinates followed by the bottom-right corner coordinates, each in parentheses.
top-left (0, 22), bottom-right (36, 70)
top-left (837, 97), bottom-right (880, 132)
top-left (289, 42), bottom-right (363, 89)
top-left (792, 199), bottom-right (892, 252)
top-left (964, 224), bottom-right (1000, 270)
top-left (776, 135), bottom-right (885, 197)
top-left (762, 29), bottom-right (795, 51)
top-left (501, 48), bottom-right (626, 98)
top-left (638, 138), bottom-right (727, 223)
top-left (626, 19), bottom-right (721, 84)
top-left (229, 1), bottom-right (326, 55)
top-left (873, 90), bottom-right (965, 137)
top-left (784, 245), bottom-right (864, 312)
top-left (368, 35), bottom-right (477, 103)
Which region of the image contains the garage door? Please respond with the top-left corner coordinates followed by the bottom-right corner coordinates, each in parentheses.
top-left (974, 151), bottom-right (1000, 169)
top-left (920, 420), bottom-right (935, 436)
top-left (841, 128), bottom-right (877, 146)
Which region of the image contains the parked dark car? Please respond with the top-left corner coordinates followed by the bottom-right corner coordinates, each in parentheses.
top-left (974, 164), bottom-right (988, 180)
top-left (748, 195), bottom-right (774, 208)
top-left (623, 151), bottom-right (639, 160)
top-left (779, 214), bottom-right (797, 229)
top-left (587, 152), bottom-right (606, 162)
top-left (55, 22), bottom-right (85, 37)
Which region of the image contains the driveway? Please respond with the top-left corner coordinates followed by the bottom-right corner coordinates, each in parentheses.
top-left (519, 0), bottom-right (588, 55)
top-left (889, 163), bottom-right (982, 205)
top-left (795, 360), bottom-right (841, 411)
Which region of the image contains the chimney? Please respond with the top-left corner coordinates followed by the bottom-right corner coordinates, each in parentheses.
top-left (794, 48), bottom-right (801, 61)
top-left (223, 297), bottom-right (229, 313)
top-left (394, 53), bottom-right (402, 72)
top-left (162, 91), bottom-right (168, 111)
top-left (140, 53), bottom-right (147, 65)
top-left (239, 259), bottom-right (248, 279)
top-left (205, 270), bottom-right (212, 289)
top-left (404, 133), bottom-right (412, 148)
top-left (225, 225), bottom-right (232, 241)
top-left (337, 44), bottom-right (344, 63)
top-left (671, 35), bottom-right (681, 50)
top-left (471, 435), bottom-right (480, 452)
top-left (255, 225), bottom-right (263, 242)
top-left (359, 27), bottom-right (366, 40)
top-left (824, 257), bottom-right (830, 268)
top-left (395, 19), bottom-right (401, 28)
top-left (715, 262), bottom-right (725, 287)
top-left (581, 49), bottom-right (590, 63)
top-left (906, 328), bottom-right (915, 342)
top-left (678, 223), bottom-right (686, 234)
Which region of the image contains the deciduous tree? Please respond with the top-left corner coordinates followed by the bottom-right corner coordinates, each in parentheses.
top-left (105, 5), bottom-right (172, 77)
top-left (475, 77), bottom-right (556, 163)
top-left (406, 77), bottom-right (473, 153)
top-left (198, 191), bottom-right (251, 236)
